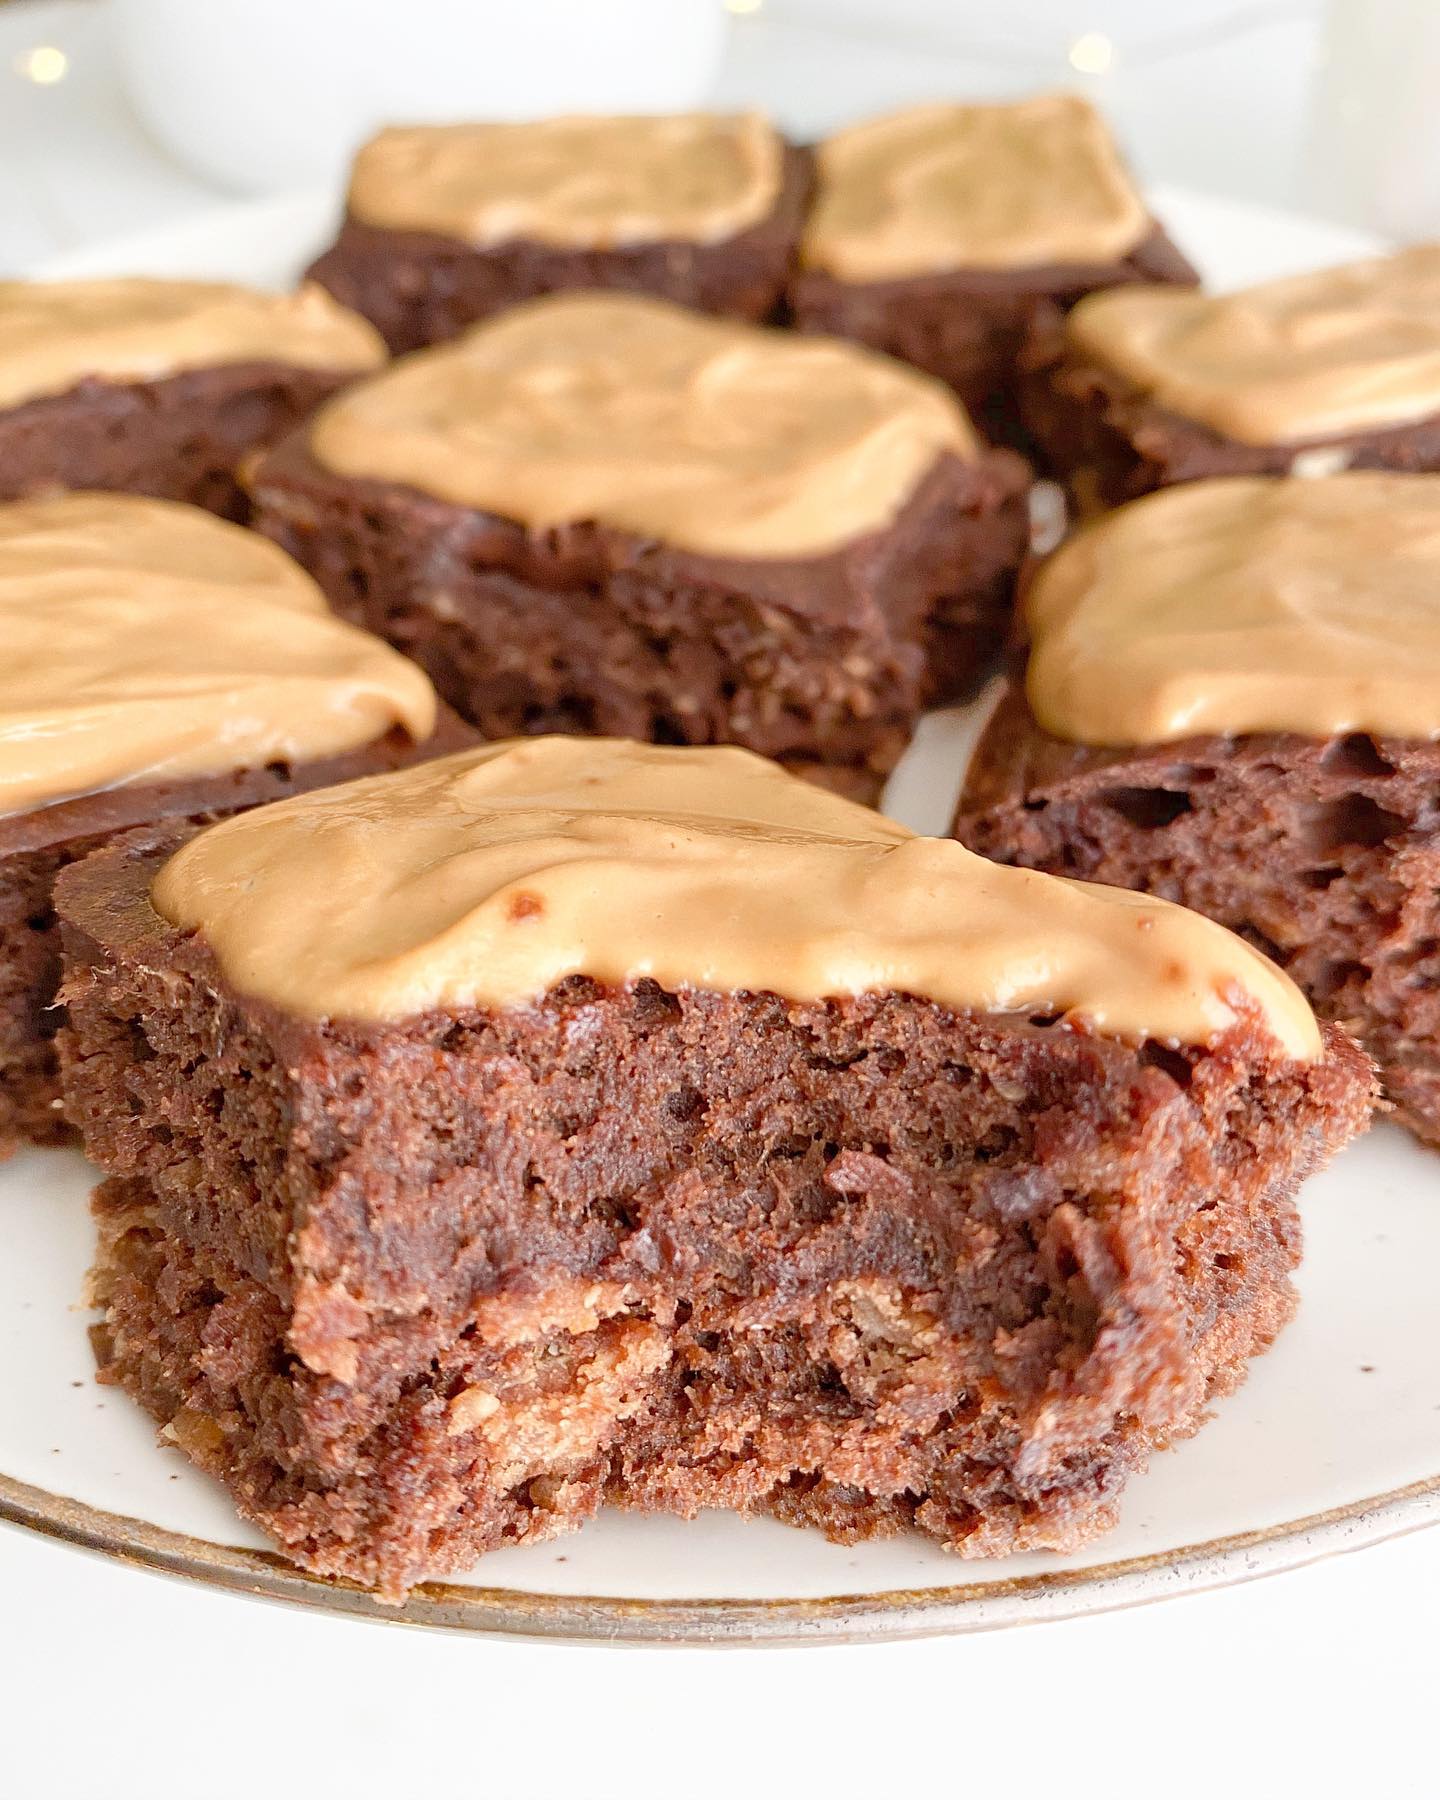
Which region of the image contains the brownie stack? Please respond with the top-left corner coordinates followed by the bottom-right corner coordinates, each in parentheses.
top-left (58, 739), bottom-right (1368, 1598)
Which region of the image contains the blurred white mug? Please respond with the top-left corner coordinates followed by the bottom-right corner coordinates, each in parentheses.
top-left (113, 0), bottom-right (730, 195)
top-left (1304, 0), bottom-right (1440, 241)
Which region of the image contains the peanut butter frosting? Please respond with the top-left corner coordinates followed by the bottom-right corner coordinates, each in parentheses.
top-left (307, 292), bottom-right (973, 558)
top-left (1065, 246), bottom-right (1440, 445)
top-left (1024, 473), bottom-right (1440, 747)
top-left (0, 492), bottom-right (435, 815)
top-left (150, 735), bottom-right (1320, 1058)
top-left (801, 94), bottom-right (1150, 282)
top-left (345, 113), bottom-right (785, 249)
top-left (0, 278), bottom-right (385, 411)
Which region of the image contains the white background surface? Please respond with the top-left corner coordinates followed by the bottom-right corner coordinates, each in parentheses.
top-left (1, 3), bottom-right (1437, 1795)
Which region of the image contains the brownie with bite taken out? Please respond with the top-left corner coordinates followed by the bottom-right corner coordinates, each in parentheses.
top-left (58, 736), bottom-right (1369, 1597)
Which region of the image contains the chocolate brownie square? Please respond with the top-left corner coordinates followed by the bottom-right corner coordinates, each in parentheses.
top-left (788, 95), bottom-right (1197, 443)
top-left (57, 736), bottom-right (1368, 1597)
top-left (0, 491), bottom-right (460, 1157)
top-left (305, 114), bottom-right (810, 355)
top-left (0, 278), bottom-right (385, 520)
top-left (250, 292), bottom-right (1029, 802)
top-left (955, 472), bottom-right (1440, 1143)
top-left (1020, 245), bottom-right (1440, 508)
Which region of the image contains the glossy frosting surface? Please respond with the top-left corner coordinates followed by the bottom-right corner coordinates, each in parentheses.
top-left (0, 278), bottom-right (385, 410)
top-left (308, 292), bottom-right (973, 557)
top-left (802, 94), bottom-right (1149, 281)
top-left (346, 113), bottom-right (785, 248)
top-left (151, 735), bottom-right (1320, 1057)
top-left (1065, 247), bottom-right (1440, 444)
top-left (1025, 474), bottom-right (1440, 746)
top-left (0, 493), bottom-right (435, 814)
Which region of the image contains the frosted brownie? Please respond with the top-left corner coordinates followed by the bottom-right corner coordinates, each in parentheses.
top-left (250, 292), bottom-right (1030, 800)
top-left (0, 491), bottom-right (455, 1155)
top-left (1022, 246), bottom-right (1440, 506)
top-left (58, 736), bottom-right (1369, 1597)
top-left (0, 278), bottom-right (385, 520)
top-left (789, 95), bottom-right (1196, 442)
top-left (956, 472), bottom-right (1440, 1142)
top-left (306, 113), bottom-right (810, 354)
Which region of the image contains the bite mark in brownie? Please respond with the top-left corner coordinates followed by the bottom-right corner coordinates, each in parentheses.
top-left (56, 741), bottom-right (1368, 1596)
top-left (63, 844), bottom-right (1368, 1597)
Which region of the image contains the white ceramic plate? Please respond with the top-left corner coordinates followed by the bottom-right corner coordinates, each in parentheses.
top-left (3, 187), bottom-right (1434, 1645)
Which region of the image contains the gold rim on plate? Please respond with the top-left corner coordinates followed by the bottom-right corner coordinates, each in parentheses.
top-left (3, 1469), bottom-right (1437, 1645)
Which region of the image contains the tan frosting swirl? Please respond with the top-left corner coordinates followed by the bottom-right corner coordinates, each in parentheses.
top-left (801, 94), bottom-right (1150, 282)
top-left (308, 292), bottom-right (973, 558)
top-left (1065, 246), bottom-right (1440, 444)
top-left (346, 113), bottom-right (785, 248)
top-left (150, 735), bottom-right (1320, 1058)
top-left (0, 278), bottom-right (385, 412)
top-left (0, 492), bottom-right (436, 815)
top-left (1024, 473), bottom-right (1440, 746)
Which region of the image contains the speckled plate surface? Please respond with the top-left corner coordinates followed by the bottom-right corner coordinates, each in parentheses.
top-left (2, 186), bottom-right (1435, 1644)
